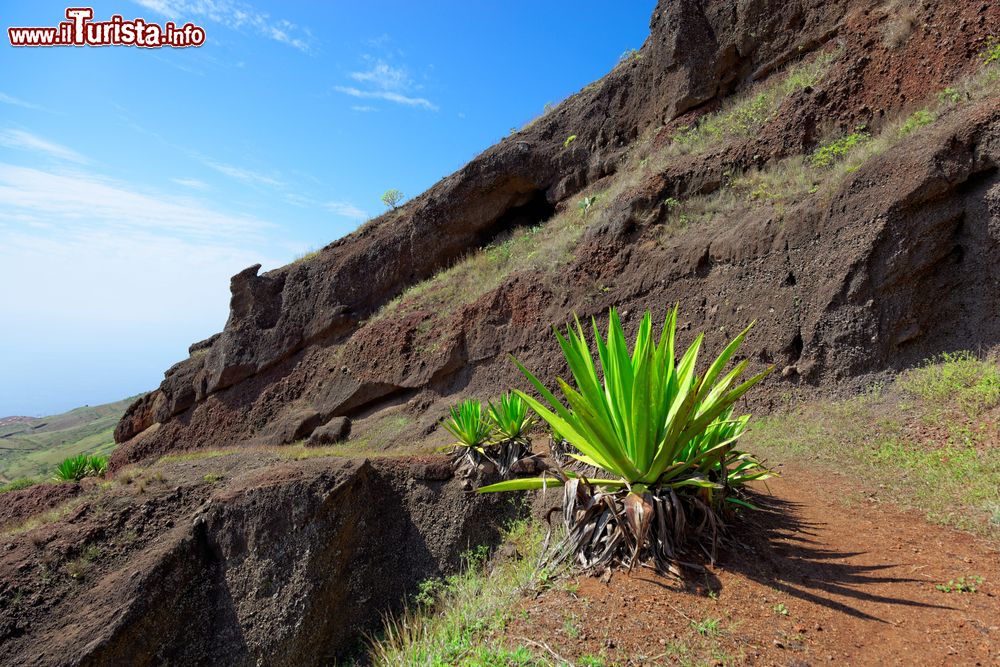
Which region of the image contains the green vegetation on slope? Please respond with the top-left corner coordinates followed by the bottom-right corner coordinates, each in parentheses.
top-left (0, 397), bottom-right (134, 484)
top-left (369, 519), bottom-right (548, 665)
top-left (368, 519), bottom-right (740, 666)
top-left (666, 48), bottom-right (840, 157)
top-left (746, 352), bottom-right (1000, 537)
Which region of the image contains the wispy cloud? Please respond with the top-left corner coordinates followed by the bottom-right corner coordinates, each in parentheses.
top-left (0, 130), bottom-right (87, 164)
top-left (350, 105), bottom-right (377, 113)
top-left (337, 53), bottom-right (438, 111)
top-left (349, 60), bottom-right (410, 90)
top-left (334, 86), bottom-right (437, 111)
top-left (265, 20), bottom-right (309, 52)
top-left (0, 163), bottom-right (271, 243)
top-left (131, 0), bottom-right (312, 52)
top-left (207, 162), bottom-right (284, 188)
top-left (323, 200), bottom-right (368, 220)
top-left (0, 93), bottom-right (44, 111)
top-left (172, 177), bottom-right (210, 190)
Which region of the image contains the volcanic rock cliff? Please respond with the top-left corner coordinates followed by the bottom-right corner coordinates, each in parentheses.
top-left (112, 0), bottom-right (999, 469)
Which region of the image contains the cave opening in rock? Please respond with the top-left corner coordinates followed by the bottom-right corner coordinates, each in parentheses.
top-left (478, 188), bottom-right (556, 246)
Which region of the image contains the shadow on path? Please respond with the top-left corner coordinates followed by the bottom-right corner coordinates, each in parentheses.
top-left (704, 492), bottom-right (955, 622)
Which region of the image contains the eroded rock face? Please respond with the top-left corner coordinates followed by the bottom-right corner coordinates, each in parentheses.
top-left (112, 0), bottom-right (1000, 467)
top-left (1, 457), bottom-right (518, 666)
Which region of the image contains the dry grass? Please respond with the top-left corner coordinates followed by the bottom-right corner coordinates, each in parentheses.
top-left (155, 448), bottom-right (241, 465)
top-left (746, 352), bottom-right (1000, 538)
top-left (1, 496), bottom-right (87, 538)
top-left (292, 248), bottom-right (322, 264)
top-left (372, 205), bottom-right (593, 325)
top-left (880, 1), bottom-right (919, 48)
top-left (659, 49), bottom-right (840, 159)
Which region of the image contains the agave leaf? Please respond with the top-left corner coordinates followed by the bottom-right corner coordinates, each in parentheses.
top-left (477, 475), bottom-right (628, 493)
top-left (477, 477), bottom-right (565, 492)
top-left (667, 476), bottom-right (723, 490)
top-left (567, 452), bottom-right (605, 469)
top-left (513, 389), bottom-right (615, 473)
top-left (657, 434), bottom-right (745, 482)
top-left (623, 491), bottom-right (654, 569)
top-left (725, 496), bottom-right (762, 511)
top-left (695, 323), bottom-right (754, 404)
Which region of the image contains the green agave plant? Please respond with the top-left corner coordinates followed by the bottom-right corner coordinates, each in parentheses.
top-left (487, 392), bottom-right (533, 442)
top-left (486, 392), bottom-right (536, 476)
top-left (86, 455), bottom-right (109, 476)
top-left (53, 454), bottom-right (110, 482)
top-left (53, 454), bottom-right (91, 482)
top-left (479, 306), bottom-right (773, 572)
top-left (440, 398), bottom-right (493, 470)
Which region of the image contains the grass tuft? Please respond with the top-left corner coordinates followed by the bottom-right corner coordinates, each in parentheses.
top-left (367, 519), bottom-right (548, 665)
top-left (809, 129), bottom-right (870, 167)
top-left (1, 497), bottom-right (86, 537)
top-left (898, 351), bottom-right (1000, 417)
top-left (665, 50), bottom-right (839, 157)
top-left (0, 478), bottom-right (38, 494)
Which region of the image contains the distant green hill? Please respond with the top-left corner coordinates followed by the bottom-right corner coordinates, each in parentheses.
top-left (0, 397), bottom-right (137, 483)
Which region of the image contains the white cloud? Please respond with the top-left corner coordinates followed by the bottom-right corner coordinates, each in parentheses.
top-left (0, 163), bottom-right (272, 243)
top-left (172, 177), bottom-right (210, 189)
top-left (0, 93), bottom-right (44, 111)
top-left (323, 200), bottom-right (368, 220)
top-left (207, 162), bottom-right (284, 188)
top-left (334, 86), bottom-right (437, 111)
top-left (350, 60), bottom-right (410, 91)
top-left (131, 0), bottom-right (312, 52)
top-left (339, 53), bottom-right (437, 110)
top-left (0, 130), bottom-right (87, 164)
top-left (350, 105), bottom-right (377, 113)
top-left (265, 24), bottom-right (309, 52)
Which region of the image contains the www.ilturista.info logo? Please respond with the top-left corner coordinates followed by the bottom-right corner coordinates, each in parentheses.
top-left (8, 8), bottom-right (206, 48)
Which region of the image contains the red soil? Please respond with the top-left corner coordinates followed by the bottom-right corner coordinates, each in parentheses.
top-left (509, 464), bottom-right (1000, 666)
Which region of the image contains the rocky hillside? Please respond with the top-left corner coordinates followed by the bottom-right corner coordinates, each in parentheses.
top-left (3, 1), bottom-right (998, 664)
top-left (112, 0), bottom-right (999, 470)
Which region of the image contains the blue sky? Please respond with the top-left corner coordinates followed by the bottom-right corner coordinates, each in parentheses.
top-left (0, 0), bottom-right (655, 417)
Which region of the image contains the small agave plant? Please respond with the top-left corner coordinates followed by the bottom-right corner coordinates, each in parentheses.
top-left (53, 454), bottom-right (108, 482)
top-left (486, 392), bottom-right (536, 476)
top-left (479, 306), bottom-right (773, 574)
top-left (440, 399), bottom-right (493, 471)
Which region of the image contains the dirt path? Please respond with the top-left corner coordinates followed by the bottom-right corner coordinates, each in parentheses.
top-left (509, 464), bottom-right (1000, 666)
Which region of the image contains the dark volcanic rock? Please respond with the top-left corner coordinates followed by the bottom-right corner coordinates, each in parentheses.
top-left (0, 458), bottom-right (522, 666)
top-left (307, 417), bottom-right (351, 446)
top-left (257, 407), bottom-right (327, 445)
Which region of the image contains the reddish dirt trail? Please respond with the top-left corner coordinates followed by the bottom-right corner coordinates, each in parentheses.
top-left (510, 464), bottom-right (1000, 666)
